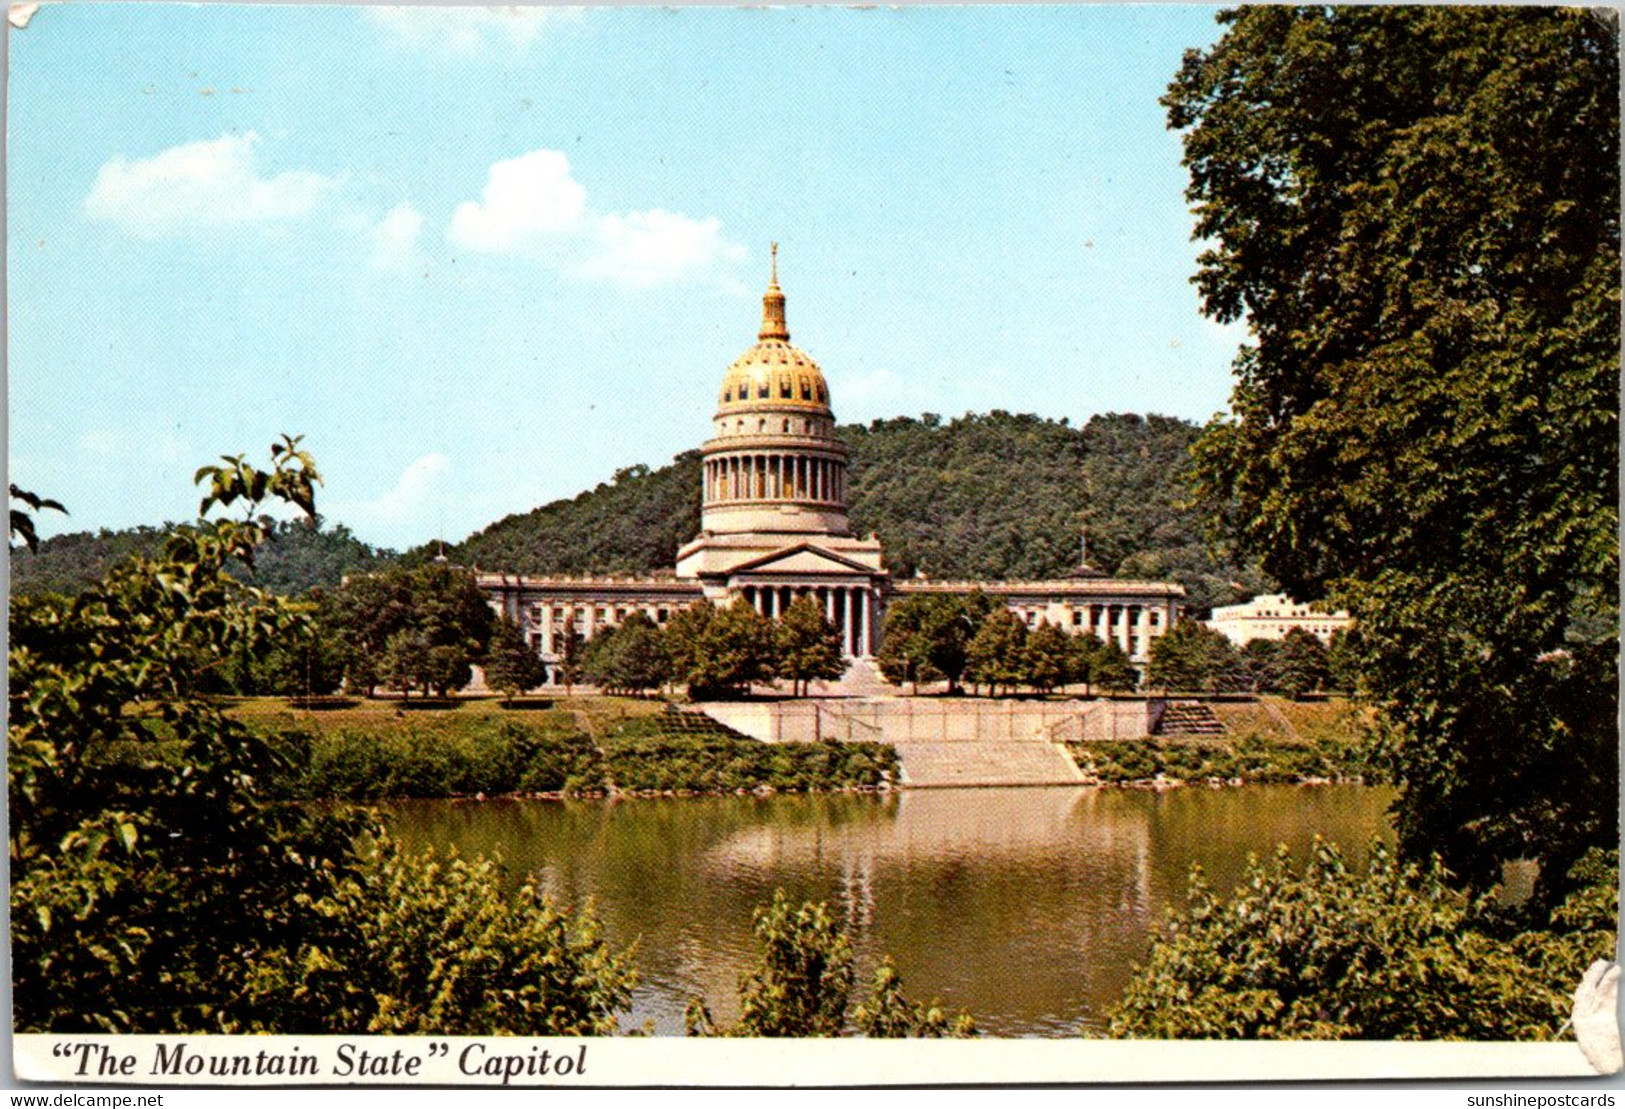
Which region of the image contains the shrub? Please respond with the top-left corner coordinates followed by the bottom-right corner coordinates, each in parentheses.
top-left (241, 837), bottom-right (636, 1035)
top-left (1108, 842), bottom-right (1617, 1040)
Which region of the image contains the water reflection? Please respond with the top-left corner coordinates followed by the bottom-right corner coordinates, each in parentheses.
top-left (382, 784), bottom-right (1393, 1036)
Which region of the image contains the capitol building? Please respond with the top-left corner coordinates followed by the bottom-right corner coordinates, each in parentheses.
top-left (480, 251), bottom-right (1185, 684)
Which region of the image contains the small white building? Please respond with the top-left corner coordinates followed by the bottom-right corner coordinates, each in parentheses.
top-left (1206, 593), bottom-right (1353, 646)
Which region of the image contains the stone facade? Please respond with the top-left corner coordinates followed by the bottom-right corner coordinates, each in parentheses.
top-left (479, 249), bottom-right (1185, 684)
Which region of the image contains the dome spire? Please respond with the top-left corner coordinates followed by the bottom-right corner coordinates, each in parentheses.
top-left (759, 242), bottom-right (789, 341)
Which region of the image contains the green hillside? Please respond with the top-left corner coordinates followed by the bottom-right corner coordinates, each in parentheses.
top-left (12, 518), bottom-right (393, 599)
top-left (426, 411), bottom-right (1265, 611)
top-left (15, 412), bottom-right (1267, 612)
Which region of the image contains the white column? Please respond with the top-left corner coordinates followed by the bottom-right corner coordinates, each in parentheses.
top-left (1135, 604), bottom-right (1152, 661)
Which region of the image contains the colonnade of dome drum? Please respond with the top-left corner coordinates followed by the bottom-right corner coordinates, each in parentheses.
top-left (703, 452), bottom-right (847, 506)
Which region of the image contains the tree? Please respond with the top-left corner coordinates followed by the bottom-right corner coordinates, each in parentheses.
top-left (1169, 7), bottom-right (1618, 896)
top-left (9, 440), bottom-right (639, 1034)
top-left (1109, 843), bottom-right (1617, 1041)
top-left (1273, 628), bottom-right (1331, 699)
top-left (8, 438), bottom-right (359, 1031)
top-left (774, 595), bottom-right (847, 696)
top-left (326, 562), bottom-right (493, 699)
top-left (1148, 619), bottom-right (1244, 695)
top-left (1077, 634), bottom-right (1137, 696)
top-left (381, 628), bottom-right (432, 700)
top-left (660, 602), bottom-right (715, 693)
top-left (1241, 638), bottom-right (1282, 695)
top-left (583, 612), bottom-right (669, 695)
top-left (691, 599), bottom-right (778, 697)
top-left (875, 592), bottom-right (993, 694)
top-left (964, 608), bottom-right (1028, 696)
top-left (484, 617), bottom-right (547, 705)
top-left (1021, 620), bottom-right (1076, 694)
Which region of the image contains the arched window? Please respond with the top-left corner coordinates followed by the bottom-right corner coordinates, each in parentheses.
top-left (779, 375), bottom-right (792, 398)
top-left (757, 380), bottom-right (770, 399)
top-left (799, 376), bottom-right (812, 400)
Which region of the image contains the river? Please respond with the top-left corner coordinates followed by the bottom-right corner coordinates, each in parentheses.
top-left (381, 784), bottom-right (1394, 1036)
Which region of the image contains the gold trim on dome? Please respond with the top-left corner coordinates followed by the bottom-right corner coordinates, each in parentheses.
top-left (716, 249), bottom-right (833, 414)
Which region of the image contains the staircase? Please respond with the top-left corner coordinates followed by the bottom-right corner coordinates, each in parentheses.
top-left (890, 738), bottom-right (1087, 788)
top-left (1154, 701), bottom-right (1226, 737)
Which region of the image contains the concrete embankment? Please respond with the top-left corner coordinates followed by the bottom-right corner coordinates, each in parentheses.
top-left (694, 697), bottom-right (1153, 788)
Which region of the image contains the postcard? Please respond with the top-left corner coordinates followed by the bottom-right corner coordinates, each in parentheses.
top-left (7, 2), bottom-right (1619, 1088)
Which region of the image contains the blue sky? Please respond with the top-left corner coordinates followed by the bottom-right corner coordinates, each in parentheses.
top-left (9, 4), bottom-right (1244, 550)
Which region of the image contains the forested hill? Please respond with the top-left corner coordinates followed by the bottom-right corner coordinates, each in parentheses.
top-left (11, 519), bottom-right (394, 599)
top-left (421, 411), bottom-right (1267, 611)
top-left (14, 413), bottom-right (1267, 611)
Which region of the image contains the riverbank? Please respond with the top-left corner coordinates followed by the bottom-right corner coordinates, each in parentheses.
top-left (1067, 697), bottom-right (1384, 786)
top-left (228, 695), bottom-right (897, 800)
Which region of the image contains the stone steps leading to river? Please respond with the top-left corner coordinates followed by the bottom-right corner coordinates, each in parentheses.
top-left (891, 739), bottom-right (1087, 788)
top-left (1155, 702), bottom-right (1226, 736)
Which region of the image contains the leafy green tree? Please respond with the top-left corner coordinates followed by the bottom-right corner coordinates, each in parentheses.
top-left (1240, 637), bottom-right (1282, 695)
top-left (774, 595), bottom-right (847, 696)
top-left (483, 617), bottom-right (547, 705)
top-left (555, 622), bottom-right (586, 694)
top-left (876, 592), bottom-right (993, 694)
top-left (1148, 618), bottom-right (1244, 695)
top-left (660, 602), bottom-right (715, 693)
top-left (8, 437), bottom-right (363, 1032)
top-left (691, 599), bottom-right (777, 698)
top-left (1325, 628), bottom-right (1361, 695)
top-left (1076, 634), bottom-right (1137, 696)
top-left (10, 440), bottom-right (641, 1034)
top-left (426, 643), bottom-right (472, 698)
top-left (1273, 628), bottom-right (1331, 699)
top-left (1022, 620), bottom-right (1076, 694)
top-left (322, 572), bottom-right (414, 696)
top-left (1169, 7), bottom-right (1618, 895)
top-left (381, 629), bottom-right (432, 700)
top-left (964, 608), bottom-right (1028, 695)
top-left (1109, 843), bottom-right (1617, 1041)
top-left (583, 612), bottom-right (670, 695)
top-left (326, 562), bottom-right (493, 699)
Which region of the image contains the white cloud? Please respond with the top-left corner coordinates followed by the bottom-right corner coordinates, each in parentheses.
top-left (363, 6), bottom-right (575, 55)
top-left (327, 452), bottom-right (452, 546)
top-left (84, 132), bottom-right (338, 239)
top-left (448, 150), bottom-right (586, 252)
top-left (370, 202), bottom-right (425, 271)
top-left (448, 149), bottom-right (744, 288)
top-left (583, 209), bottom-right (747, 288)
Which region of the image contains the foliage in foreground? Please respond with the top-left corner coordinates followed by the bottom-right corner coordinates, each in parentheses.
top-left (1173, 5), bottom-right (1619, 899)
top-left (686, 890), bottom-right (975, 1038)
top-left (242, 839), bottom-right (636, 1035)
top-left (1109, 843), bottom-right (1617, 1041)
top-left (8, 443), bottom-right (636, 1035)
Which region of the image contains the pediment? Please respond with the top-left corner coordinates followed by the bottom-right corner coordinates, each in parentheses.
top-left (728, 543), bottom-right (875, 577)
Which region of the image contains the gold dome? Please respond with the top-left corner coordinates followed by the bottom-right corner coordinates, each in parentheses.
top-left (717, 245), bottom-right (832, 415)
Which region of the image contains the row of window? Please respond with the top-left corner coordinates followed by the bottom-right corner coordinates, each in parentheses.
top-left (721, 374), bottom-right (828, 405)
top-left (720, 416), bottom-right (831, 437)
top-left (533, 604), bottom-right (671, 627)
